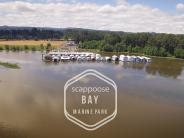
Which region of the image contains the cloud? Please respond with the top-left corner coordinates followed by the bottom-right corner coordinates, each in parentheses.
top-left (0, 1), bottom-right (184, 34)
top-left (176, 3), bottom-right (184, 12)
top-left (116, 0), bottom-right (128, 5)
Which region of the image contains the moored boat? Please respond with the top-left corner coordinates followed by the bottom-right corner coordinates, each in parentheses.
top-left (144, 57), bottom-right (152, 63)
top-left (61, 55), bottom-right (70, 61)
top-left (112, 55), bottom-right (119, 61)
top-left (44, 55), bottom-right (52, 61)
top-left (96, 54), bottom-right (102, 61)
top-left (77, 56), bottom-right (82, 61)
top-left (52, 56), bottom-right (60, 62)
top-left (119, 55), bottom-right (128, 62)
top-left (105, 56), bottom-right (112, 62)
top-left (70, 55), bottom-right (76, 61)
top-left (86, 56), bottom-right (91, 61)
top-left (91, 54), bottom-right (96, 61)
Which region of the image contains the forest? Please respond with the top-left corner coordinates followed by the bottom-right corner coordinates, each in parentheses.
top-left (0, 26), bottom-right (184, 58)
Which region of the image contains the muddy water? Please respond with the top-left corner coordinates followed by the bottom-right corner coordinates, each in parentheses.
top-left (0, 51), bottom-right (184, 138)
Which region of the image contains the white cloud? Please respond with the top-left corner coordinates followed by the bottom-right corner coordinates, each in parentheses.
top-left (116, 0), bottom-right (128, 5)
top-left (176, 3), bottom-right (184, 12)
top-left (0, 1), bottom-right (184, 34)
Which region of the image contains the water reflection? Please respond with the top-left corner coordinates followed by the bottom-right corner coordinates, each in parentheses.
top-left (43, 58), bottom-right (184, 79)
top-left (119, 62), bottom-right (145, 70)
top-left (146, 58), bottom-right (184, 79)
top-left (116, 58), bottom-right (184, 79)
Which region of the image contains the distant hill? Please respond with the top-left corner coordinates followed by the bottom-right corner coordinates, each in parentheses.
top-left (0, 26), bottom-right (123, 41)
top-left (0, 26), bottom-right (113, 32)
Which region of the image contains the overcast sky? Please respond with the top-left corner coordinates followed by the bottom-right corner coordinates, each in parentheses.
top-left (0, 0), bottom-right (184, 34)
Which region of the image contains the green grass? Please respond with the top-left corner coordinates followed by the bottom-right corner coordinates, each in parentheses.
top-left (0, 61), bottom-right (20, 69)
top-left (0, 44), bottom-right (54, 51)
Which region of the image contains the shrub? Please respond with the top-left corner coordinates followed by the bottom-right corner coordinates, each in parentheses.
top-left (40, 44), bottom-right (44, 51)
top-left (5, 45), bottom-right (10, 51)
top-left (46, 43), bottom-right (52, 51)
top-left (0, 46), bottom-right (3, 50)
top-left (24, 45), bottom-right (29, 50)
top-left (31, 46), bottom-right (36, 51)
top-left (11, 46), bottom-right (16, 51)
top-left (15, 46), bottom-right (20, 51)
top-left (174, 49), bottom-right (184, 59)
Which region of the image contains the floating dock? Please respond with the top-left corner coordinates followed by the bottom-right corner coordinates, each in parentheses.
top-left (42, 51), bottom-right (151, 63)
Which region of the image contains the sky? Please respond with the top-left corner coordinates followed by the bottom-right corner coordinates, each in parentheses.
top-left (0, 0), bottom-right (184, 34)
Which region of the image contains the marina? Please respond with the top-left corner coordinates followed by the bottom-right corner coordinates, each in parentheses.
top-left (0, 0), bottom-right (184, 137)
top-left (43, 51), bottom-right (152, 63)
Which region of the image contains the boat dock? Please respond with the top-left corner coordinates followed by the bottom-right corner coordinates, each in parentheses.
top-left (42, 51), bottom-right (152, 63)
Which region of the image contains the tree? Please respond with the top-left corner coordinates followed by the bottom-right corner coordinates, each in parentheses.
top-left (40, 44), bottom-right (44, 51)
top-left (46, 43), bottom-right (52, 51)
top-left (102, 44), bottom-right (114, 52)
top-left (104, 33), bottom-right (121, 45)
top-left (31, 46), bottom-right (36, 51)
top-left (0, 46), bottom-right (4, 50)
top-left (5, 45), bottom-right (10, 51)
top-left (158, 47), bottom-right (167, 57)
top-left (132, 46), bottom-right (142, 53)
top-left (127, 46), bottom-right (132, 53)
top-left (174, 49), bottom-right (184, 59)
top-left (24, 45), bottom-right (29, 50)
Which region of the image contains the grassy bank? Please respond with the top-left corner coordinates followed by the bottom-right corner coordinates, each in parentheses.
top-left (0, 40), bottom-right (64, 47)
top-left (0, 40), bottom-right (64, 51)
top-left (0, 61), bottom-right (20, 69)
top-left (0, 44), bottom-right (53, 52)
top-left (78, 48), bottom-right (100, 53)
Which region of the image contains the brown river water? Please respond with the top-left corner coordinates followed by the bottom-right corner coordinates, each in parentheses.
top-left (0, 51), bottom-right (184, 138)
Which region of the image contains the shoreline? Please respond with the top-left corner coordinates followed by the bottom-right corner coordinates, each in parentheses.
top-left (0, 61), bottom-right (20, 69)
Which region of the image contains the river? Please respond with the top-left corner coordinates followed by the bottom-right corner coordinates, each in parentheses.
top-left (0, 51), bottom-right (184, 138)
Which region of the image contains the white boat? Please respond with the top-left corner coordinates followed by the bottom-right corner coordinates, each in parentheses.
top-left (61, 55), bottom-right (70, 61)
top-left (70, 55), bottom-right (76, 60)
top-left (128, 56), bottom-right (136, 62)
top-left (44, 54), bottom-right (52, 61)
top-left (105, 56), bottom-right (111, 61)
top-left (77, 56), bottom-right (82, 61)
top-left (81, 56), bottom-right (87, 61)
top-left (134, 56), bottom-right (141, 62)
top-left (91, 54), bottom-right (96, 61)
top-left (96, 54), bottom-right (102, 61)
top-left (136, 56), bottom-right (152, 63)
top-left (137, 56), bottom-right (144, 62)
top-left (52, 56), bottom-right (60, 62)
top-left (119, 55), bottom-right (128, 62)
top-left (144, 57), bottom-right (152, 63)
top-left (86, 56), bottom-right (91, 61)
top-left (112, 55), bottom-right (119, 61)
top-left (131, 56), bottom-right (137, 62)
top-left (141, 56), bottom-right (147, 62)
top-left (101, 57), bottom-right (106, 62)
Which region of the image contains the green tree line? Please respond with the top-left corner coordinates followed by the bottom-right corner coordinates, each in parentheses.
top-left (79, 33), bottom-right (184, 59)
top-left (0, 26), bottom-right (184, 58)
